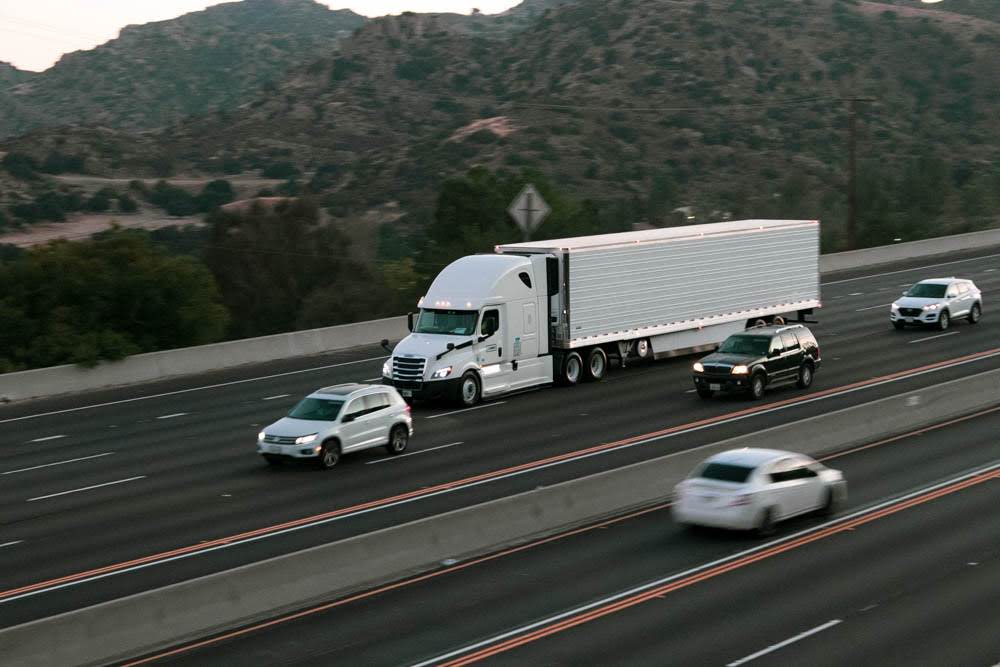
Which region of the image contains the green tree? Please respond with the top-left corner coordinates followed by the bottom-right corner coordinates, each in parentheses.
top-left (117, 193), bottom-right (139, 213)
top-left (1, 152), bottom-right (38, 180)
top-left (0, 230), bottom-right (229, 370)
top-left (149, 181), bottom-right (199, 217)
top-left (195, 179), bottom-right (235, 212)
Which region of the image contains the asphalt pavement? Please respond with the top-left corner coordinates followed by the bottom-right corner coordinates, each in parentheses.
top-left (138, 398), bottom-right (1000, 666)
top-left (1, 248), bottom-right (998, 627)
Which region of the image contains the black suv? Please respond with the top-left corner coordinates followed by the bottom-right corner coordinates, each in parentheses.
top-left (692, 324), bottom-right (821, 400)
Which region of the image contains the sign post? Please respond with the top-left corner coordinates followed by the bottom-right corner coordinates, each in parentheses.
top-left (507, 183), bottom-right (550, 242)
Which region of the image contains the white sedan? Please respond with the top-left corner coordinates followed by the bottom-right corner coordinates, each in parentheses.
top-left (672, 448), bottom-right (847, 535)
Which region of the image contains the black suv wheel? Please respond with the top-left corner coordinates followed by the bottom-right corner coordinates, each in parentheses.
top-left (749, 373), bottom-right (766, 400)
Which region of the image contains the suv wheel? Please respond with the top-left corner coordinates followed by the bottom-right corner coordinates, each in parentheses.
top-left (937, 310), bottom-right (950, 331)
top-left (967, 303), bottom-right (981, 324)
top-left (696, 386), bottom-right (714, 399)
top-left (318, 441), bottom-right (340, 469)
top-left (386, 425), bottom-right (409, 455)
top-left (892, 321), bottom-right (905, 330)
top-left (749, 373), bottom-right (766, 400)
top-left (796, 362), bottom-right (814, 389)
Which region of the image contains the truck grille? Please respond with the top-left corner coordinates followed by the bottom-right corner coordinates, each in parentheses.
top-left (899, 307), bottom-right (922, 317)
top-left (392, 356), bottom-right (426, 385)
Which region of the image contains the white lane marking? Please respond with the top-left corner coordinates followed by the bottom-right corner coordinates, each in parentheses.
top-left (0, 541), bottom-right (22, 549)
top-left (855, 303), bottom-right (893, 312)
top-left (365, 442), bottom-right (463, 464)
top-left (26, 476), bottom-right (146, 502)
top-left (726, 620), bottom-right (843, 666)
top-left (28, 434), bottom-right (66, 443)
top-left (262, 394), bottom-right (290, 401)
top-left (410, 462), bottom-right (1000, 667)
top-left (848, 292), bottom-right (864, 296)
top-left (822, 251), bottom-right (1000, 285)
top-left (3, 452), bottom-right (115, 475)
top-left (156, 413), bottom-right (188, 420)
top-left (0, 355), bottom-right (388, 425)
top-left (363, 377), bottom-right (383, 382)
top-left (425, 402), bottom-right (507, 420)
top-left (909, 332), bottom-right (959, 344)
top-left (985, 268), bottom-right (995, 272)
top-left (685, 389), bottom-right (697, 393)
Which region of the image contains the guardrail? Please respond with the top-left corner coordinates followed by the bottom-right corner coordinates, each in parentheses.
top-left (2, 368), bottom-right (997, 666)
top-left (1, 228), bottom-right (997, 403)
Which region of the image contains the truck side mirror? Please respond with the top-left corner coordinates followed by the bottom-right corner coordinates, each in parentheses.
top-left (447, 343), bottom-right (455, 350)
top-left (407, 312), bottom-right (415, 332)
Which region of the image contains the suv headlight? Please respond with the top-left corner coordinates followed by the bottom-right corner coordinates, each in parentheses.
top-left (692, 362), bottom-right (704, 373)
top-left (258, 431), bottom-right (266, 442)
top-left (382, 359), bottom-right (392, 377)
top-left (890, 303), bottom-right (899, 312)
top-left (922, 304), bottom-right (939, 311)
top-left (432, 366), bottom-right (453, 379)
top-left (295, 433), bottom-right (318, 445)
top-left (731, 365), bottom-right (749, 375)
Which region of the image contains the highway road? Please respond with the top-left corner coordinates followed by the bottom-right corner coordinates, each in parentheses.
top-left (135, 404), bottom-right (1000, 666)
top-left (1, 248), bottom-right (999, 627)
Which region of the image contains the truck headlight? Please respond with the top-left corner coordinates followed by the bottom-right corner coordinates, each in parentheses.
top-left (432, 366), bottom-right (453, 379)
top-left (692, 362), bottom-right (704, 373)
top-left (731, 365), bottom-right (749, 375)
top-left (295, 433), bottom-right (318, 445)
top-left (382, 359), bottom-right (392, 377)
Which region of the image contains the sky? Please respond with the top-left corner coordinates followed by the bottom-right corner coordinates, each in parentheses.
top-left (0, 1), bottom-right (522, 72)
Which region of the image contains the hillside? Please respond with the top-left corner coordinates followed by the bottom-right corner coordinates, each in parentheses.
top-left (4, 0), bottom-right (999, 249)
top-left (0, 0), bottom-right (366, 138)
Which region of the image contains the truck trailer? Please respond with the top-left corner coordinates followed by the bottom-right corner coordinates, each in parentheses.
top-left (382, 219), bottom-right (820, 406)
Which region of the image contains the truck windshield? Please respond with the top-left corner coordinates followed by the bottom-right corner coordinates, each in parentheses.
top-left (718, 335), bottom-right (771, 356)
top-left (414, 309), bottom-right (478, 336)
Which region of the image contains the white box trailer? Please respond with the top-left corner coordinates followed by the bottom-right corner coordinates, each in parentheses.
top-left (383, 219), bottom-right (820, 405)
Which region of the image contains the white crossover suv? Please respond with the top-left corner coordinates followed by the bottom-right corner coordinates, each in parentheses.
top-left (257, 384), bottom-right (413, 469)
top-left (672, 448), bottom-right (847, 535)
top-left (890, 278), bottom-right (982, 331)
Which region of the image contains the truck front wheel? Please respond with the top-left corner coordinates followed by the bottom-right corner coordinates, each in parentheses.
top-left (456, 372), bottom-right (481, 407)
top-left (584, 347), bottom-right (608, 382)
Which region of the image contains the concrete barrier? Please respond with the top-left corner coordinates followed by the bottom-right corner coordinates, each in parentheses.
top-left (819, 226), bottom-right (1000, 274)
top-left (2, 368), bottom-right (997, 666)
top-left (1, 227), bottom-right (997, 404)
top-left (0, 316), bottom-right (407, 403)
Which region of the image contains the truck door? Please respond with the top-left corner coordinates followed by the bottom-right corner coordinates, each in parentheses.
top-left (477, 306), bottom-right (512, 397)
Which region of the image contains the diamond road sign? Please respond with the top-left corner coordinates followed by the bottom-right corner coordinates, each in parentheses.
top-left (507, 184), bottom-right (550, 239)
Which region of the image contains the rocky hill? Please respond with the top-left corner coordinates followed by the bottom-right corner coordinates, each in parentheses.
top-left (4, 0), bottom-right (999, 248)
top-left (0, 0), bottom-right (366, 138)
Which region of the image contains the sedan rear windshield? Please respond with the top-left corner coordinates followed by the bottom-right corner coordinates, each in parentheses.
top-left (698, 462), bottom-right (755, 483)
top-left (288, 397), bottom-right (345, 421)
top-left (906, 283), bottom-right (947, 298)
top-left (718, 335), bottom-right (770, 356)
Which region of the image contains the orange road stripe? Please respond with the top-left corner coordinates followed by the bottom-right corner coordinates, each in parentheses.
top-left (2, 346), bottom-right (998, 601)
top-left (441, 471), bottom-right (1000, 666)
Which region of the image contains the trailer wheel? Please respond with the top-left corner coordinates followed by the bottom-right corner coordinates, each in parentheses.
top-left (584, 347), bottom-right (608, 382)
top-left (559, 351), bottom-right (583, 386)
top-left (635, 338), bottom-right (652, 361)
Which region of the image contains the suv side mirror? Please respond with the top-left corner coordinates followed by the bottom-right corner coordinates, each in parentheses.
top-left (406, 312), bottom-right (415, 332)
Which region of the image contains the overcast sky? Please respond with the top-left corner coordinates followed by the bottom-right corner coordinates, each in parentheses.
top-left (0, 1), bottom-right (522, 72)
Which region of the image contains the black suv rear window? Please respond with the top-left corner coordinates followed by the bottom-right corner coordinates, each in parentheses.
top-left (699, 462), bottom-right (755, 483)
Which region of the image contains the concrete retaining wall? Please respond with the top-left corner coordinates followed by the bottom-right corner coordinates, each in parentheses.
top-left (1, 228), bottom-right (997, 404)
top-left (3, 368), bottom-right (997, 666)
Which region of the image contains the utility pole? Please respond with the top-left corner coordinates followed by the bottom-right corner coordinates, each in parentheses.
top-left (845, 96), bottom-right (874, 250)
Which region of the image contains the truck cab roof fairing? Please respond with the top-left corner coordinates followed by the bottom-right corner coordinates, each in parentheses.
top-left (422, 254), bottom-right (534, 311)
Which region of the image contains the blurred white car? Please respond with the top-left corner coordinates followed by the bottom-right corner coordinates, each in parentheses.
top-left (672, 448), bottom-right (846, 534)
top-left (257, 383), bottom-right (412, 469)
top-left (890, 278), bottom-right (982, 330)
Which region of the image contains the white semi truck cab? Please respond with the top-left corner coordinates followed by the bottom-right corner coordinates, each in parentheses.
top-left (383, 219), bottom-right (821, 406)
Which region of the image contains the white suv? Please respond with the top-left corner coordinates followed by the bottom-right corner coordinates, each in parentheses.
top-left (257, 384), bottom-right (413, 469)
top-left (890, 278), bottom-right (982, 331)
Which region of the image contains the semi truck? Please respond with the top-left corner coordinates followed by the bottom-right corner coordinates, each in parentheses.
top-left (382, 219), bottom-right (820, 406)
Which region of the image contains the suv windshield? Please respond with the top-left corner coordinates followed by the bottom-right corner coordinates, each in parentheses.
top-left (288, 397), bottom-right (345, 421)
top-left (718, 335), bottom-right (771, 356)
top-left (414, 309), bottom-right (478, 336)
top-left (699, 462), bottom-right (755, 483)
top-left (906, 283), bottom-right (947, 298)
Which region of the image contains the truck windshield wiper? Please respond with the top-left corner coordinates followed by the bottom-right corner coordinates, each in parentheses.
top-left (436, 338), bottom-right (475, 360)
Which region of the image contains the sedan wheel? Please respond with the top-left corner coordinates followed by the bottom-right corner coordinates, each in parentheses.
top-left (756, 507), bottom-right (776, 536)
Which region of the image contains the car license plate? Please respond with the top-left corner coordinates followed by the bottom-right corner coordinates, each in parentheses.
top-left (905, 318), bottom-right (914, 323)
top-left (401, 389), bottom-right (413, 397)
top-left (269, 445), bottom-right (281, 453)
top-left (710, 383), bottom-right (721, 391)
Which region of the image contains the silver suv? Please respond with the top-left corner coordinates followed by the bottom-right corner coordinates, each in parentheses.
top-left (890, 278), bottom-right (982, 331)
top-left (257, 384), bottom-right (413, 469)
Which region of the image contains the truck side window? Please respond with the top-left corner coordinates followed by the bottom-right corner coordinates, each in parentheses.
top-left (481, 310), bottom-right (499, 336)
top-left (518, 272), bottom-right (532, 289)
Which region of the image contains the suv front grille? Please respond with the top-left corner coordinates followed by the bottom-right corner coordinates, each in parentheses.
top-left (263, 435), bottom-right (297, 445)
top-left (392, 356), bottom-right (426, 385)
top-left (701, 364), bottom-right (732, 376)
top-left (899, 307), bottom-right (922, 317)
